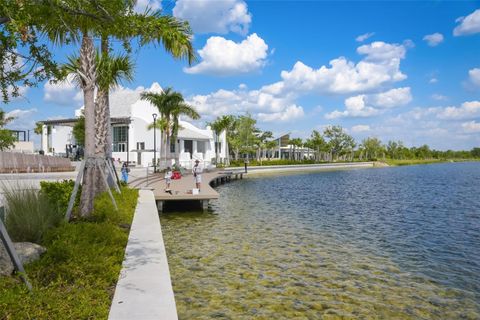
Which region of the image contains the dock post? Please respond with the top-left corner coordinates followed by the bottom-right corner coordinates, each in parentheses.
top-left (156, 200), bottom-right (163, 213)
top-left (202, 200), bottom-right (208, 212)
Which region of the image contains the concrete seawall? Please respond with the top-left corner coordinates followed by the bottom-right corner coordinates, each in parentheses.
top-left (109, 190), bottom-right (178, 320)
top-left (226, 162), bottom-right (377, 175)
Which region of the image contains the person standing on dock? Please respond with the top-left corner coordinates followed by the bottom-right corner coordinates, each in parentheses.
top-left (121, 162), bottom-right (129, 183)
top-left (165, 167), bottom-right (173, 192)
top-left (192, 159), bottom-right (203, 192)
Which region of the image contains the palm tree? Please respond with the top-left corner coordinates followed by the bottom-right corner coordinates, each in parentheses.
top-left (141, 88), bottom-right (199, 169)
top-left (289, 138), bottom-right (303, 161)
top-left (216, 115), bottom-right (235, 165)
top-left (209, 118), bottom-right (226, 165)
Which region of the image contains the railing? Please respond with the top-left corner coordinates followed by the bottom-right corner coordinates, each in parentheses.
top-left (0, 152), bottom-right (74, 173)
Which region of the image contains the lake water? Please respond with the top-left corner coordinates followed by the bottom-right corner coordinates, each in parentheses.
top-left (160, 162), bottom-right (480, 319)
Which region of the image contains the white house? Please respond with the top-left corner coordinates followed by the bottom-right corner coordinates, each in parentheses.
top-left (40, 83), bottom-right (227, 169)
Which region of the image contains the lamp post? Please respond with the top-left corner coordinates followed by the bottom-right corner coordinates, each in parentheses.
top-left (152, 113), bottom-right (157, 173)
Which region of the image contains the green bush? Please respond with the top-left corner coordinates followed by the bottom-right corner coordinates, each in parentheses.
top-left (3, 186), bottom-right (63, 244)
top-left (40, 180), bottom-right (80, 215)
top-left (0, 187), bottom-right (139, 319)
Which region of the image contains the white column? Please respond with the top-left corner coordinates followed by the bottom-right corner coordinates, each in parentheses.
top-left (180, 139), bottom-right (185, 153)
top-left (41, 125), bottom-right (48, 152)
top-left (193, 140), bottom-right (197, 155)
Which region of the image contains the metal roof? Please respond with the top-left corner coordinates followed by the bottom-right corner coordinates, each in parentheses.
top-left (40, 117), bottom-right (131, 126)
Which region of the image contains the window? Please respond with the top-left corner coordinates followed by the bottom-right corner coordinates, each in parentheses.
top-left (170, 140), bottom-right (175, 153)
top-left (113, 126), bottom-right (128, 152)
top-left (137, 142), bottom-right (145, 150)
top-left (197, 141), bottom-right (205, 153)
top-left (215, 142), bottom-right (221, 153)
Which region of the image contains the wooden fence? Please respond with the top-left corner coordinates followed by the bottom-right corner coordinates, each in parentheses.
top-left (0, 152), bottom-right (74, 173)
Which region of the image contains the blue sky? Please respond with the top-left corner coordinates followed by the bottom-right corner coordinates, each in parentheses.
top-left (3, 0), bottom-right (480, 150)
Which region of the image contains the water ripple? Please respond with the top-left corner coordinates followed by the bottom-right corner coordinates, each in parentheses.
top-left (161, 162), bottom-right (480, 319)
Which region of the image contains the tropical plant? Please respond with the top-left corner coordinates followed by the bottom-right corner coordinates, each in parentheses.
top-left (31, 1), bottom-right (195, 217)
top-left (214, 115), bottom-right (235, 165)
top-left (209, 118), bottom-right (224, 164)
top-left (3, 185), bottom-right (63, 244)
top-left (359, 137), bottom-right (385, 160)
top-left (323, 125), bottom-right (356, 160)
top-left (141, 88), bottom-right (199, 168)
top-left (289, 138), bottom-right (303, 160)
top-left (306, 130), bottom-right (327, 161)
top-left (0, 108), bottom-right (15, 151)
top-left (72, 114), bottom-right (85, 147)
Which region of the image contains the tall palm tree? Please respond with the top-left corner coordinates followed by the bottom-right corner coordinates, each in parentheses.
top-left (216, 115), bottom-right (235, 165)
top-left (209, 118), bottom-right (225, 165)
top-left (141, 88), bottom-right (199, 169)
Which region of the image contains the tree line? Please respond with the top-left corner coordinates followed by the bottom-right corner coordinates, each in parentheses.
top-left (209, 114), bottom-right (480, 164)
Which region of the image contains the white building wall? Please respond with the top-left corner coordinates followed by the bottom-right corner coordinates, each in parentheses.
top-left (50, 126), bottom-right (73, 155)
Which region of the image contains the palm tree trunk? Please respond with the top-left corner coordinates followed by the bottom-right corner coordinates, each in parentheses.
top-left (79, 32), bottom-right (99, 217)
top-left (94, 89), bottom-right (108, 194)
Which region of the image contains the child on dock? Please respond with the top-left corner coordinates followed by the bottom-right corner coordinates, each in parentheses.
top-left (165, 167), bottom-right (172, 193)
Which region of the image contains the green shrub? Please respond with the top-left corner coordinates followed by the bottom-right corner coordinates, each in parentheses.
top-left (40, 180), bottom-right (80, 215)
top-left (3, 186), bottom-right (63, 244)
top-left (0, 187), bottom-right (139, 319)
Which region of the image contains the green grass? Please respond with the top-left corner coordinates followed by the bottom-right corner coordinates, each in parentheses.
top-left (0, 187), bottom-right (138, 320)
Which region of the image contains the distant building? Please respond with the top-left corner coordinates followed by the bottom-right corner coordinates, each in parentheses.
top-left (39, 83), bottom-right (227, 168)
top-left (6, 130), bottom-right (34, 153)
top-left (270, 133), bottom-right (314, 160)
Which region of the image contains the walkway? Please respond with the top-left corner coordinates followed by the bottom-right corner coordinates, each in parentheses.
top-left (108, 190), bottom-right (177, 320)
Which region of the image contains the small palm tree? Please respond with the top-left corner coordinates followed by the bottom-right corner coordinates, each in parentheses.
top-left (141, 88), bottom-right (199, 168)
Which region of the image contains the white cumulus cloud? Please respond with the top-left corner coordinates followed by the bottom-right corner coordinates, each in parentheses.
top-left (44, 74), bottom-right (83, 106)
top-left (468, 68), bottom-right (480, 87)
top-left (423, 33), bottom-right (444, 46)
top-left (355, 32), bottom-right (375, 42)
top-left (461, 120), bottom-right (480, 132)
top-left (432, 94), bottom-right (448, 101)
top-left (186, 82), bottom-right (303, 123)
top-left (454, 9), bottom-right (480, 36)
top-left (325, 87), bottom-right (412, 119)
top-left (185, 33), bottom-right (268, 76)
top-left (5, 108), bottom-right (37, 130)
top-left (351, 125), bottom-right (371, 133)
top-left (173, 0), bottom-right (251, 35)
top-left (437, 101), bottom-right (480, 120)
top-left (280, 41), bottom-right (408, 95)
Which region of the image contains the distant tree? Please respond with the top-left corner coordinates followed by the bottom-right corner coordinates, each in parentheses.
top-left (229, 114), bottom-right (257, 161)
top-left (289, 137), bottom-right (303, 160)
top-left (210, 115), bottom-right (235, 165)
top-left (141, 88), bottom-right (199, 167)
top-left (34, 122), bottom-right (43, 135)
top-left (255, 130), bottom-right (273, 162)
top-left (360, 137), bottom-right (385, 160)
top-left (471, 147), bottom-right (480, 158)
top-left (306, 130), bottom-right (327, 161)
top-left (323, 125), bottom-right (356, 160)
top-left (72, 115), bottom-right (85, 147)
top-left (0, 108), bottom-right (16, 150)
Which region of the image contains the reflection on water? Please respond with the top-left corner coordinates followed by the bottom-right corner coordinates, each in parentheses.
top-left (161, 163), bottom-right (480, 319)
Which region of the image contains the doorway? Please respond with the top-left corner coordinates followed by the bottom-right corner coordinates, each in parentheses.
top-left (184, 140), bottom-right (193, 158)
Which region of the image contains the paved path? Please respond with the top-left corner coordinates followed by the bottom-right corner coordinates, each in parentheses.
top-left (109, 190), bottom-right (178, 320)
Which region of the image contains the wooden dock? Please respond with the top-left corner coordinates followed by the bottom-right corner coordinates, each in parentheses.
top-left (129, 169), bottom-right (244, 212)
